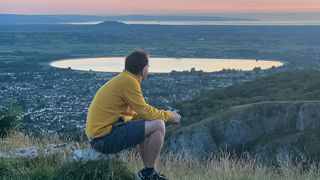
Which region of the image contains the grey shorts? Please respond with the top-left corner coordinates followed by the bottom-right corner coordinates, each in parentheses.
top-left (90, 120), bottom-right (145, 154)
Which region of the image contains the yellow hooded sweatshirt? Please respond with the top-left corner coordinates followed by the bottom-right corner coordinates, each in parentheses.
top-left (85, 70), bottom-right (173, 139)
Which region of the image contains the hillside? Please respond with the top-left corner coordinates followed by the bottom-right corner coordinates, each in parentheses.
top-left (165, 70), bottom-right (320, 163)
top-left (1, 133), bottom-right (320, 179)
top-left (174, 69), bottom-right (320, 126)
top-left (165, 101), bottom-right (320, 163)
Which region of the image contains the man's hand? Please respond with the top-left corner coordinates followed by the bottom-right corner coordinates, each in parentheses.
top-left (171, 111), bottom-right (181, 124)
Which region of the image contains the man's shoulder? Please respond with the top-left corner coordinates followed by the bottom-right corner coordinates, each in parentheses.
top-left (117, 72), bottom-right (138, 84)
top-left (106, 73), bottom-right (137, 88)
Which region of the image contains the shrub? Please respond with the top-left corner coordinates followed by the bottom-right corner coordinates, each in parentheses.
top-left (0, 158), bottom-right (13, 178)
top-left (53, 159), bottom-right (135, 180)
top-left (0, 109), bottom-right (19, 138)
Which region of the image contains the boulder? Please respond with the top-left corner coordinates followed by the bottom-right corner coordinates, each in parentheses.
top-left (72, 148), bottom-right (123, 162)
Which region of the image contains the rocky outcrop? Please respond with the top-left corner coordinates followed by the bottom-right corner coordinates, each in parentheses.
top-left (0, 143), bottom-right (122, 162)
top-left (0, 143), bottom-right (77, 158)
top-left (164, 101), bottom-right (320, 163)
top-left (164, 126), bottom-right (218, 157)
top-left (73, 148), bottom-right (122, 162)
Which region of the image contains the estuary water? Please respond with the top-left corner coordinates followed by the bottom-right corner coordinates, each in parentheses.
top-left (50, 57), bottom-right (283, 73)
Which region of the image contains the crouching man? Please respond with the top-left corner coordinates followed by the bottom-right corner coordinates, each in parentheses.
top-left (85, 50), bottom-right (181, 180)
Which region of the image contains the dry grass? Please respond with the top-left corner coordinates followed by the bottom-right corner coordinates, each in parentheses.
top-left (0, 131), bottom-right (91, 153)
top-left (121, 150), bottom-right (320, 180)
top-left (0, 132), bottom-right (61, 153)
top-left (1, 133), bottom-right (320, 180)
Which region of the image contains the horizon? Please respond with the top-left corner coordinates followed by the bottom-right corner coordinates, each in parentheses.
top-left (2, 12), bottom-right (320, 22)
top-left (1, 0), bottom-right (320, 15)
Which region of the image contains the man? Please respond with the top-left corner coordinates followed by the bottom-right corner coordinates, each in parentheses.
top-left (86, 50), bottom-right (181, 180)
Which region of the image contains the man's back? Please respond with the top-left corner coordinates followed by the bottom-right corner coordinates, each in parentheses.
top-left (85, 70), bottom-right (143, 138)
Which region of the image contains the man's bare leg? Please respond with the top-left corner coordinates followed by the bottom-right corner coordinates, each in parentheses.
top-left (137, 119), bottom-right (165, 168)
top-left (137, 137), bottom-right (148, 165)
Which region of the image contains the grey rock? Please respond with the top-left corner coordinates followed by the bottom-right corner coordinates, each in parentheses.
top-left (0, 143), bottom-right (77, 158)
top-left (164, 126), bottom-right (218, 158)
top-left (0, 146), bottom-right (39, 158)
top-left (44, 143), bottom-right (77, 154)
top-left (72, 148), bottom-right (123, 162)
top-left (73, 148), bottom-right (103, 161)
top-left (165, 101), bottom-right (320, 163)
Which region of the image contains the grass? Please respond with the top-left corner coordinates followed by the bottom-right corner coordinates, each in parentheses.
top-left (122, 151), bottom-right (320, 180)
top-left (0, 132), bottom-right (62, 152)
top-left (0, 132), bottom-right (133, 180)
top-left (1, 132), bottom-right (320, 180)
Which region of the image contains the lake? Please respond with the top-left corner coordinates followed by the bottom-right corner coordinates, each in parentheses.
top-left (50, 57), bottom-right (283, 73)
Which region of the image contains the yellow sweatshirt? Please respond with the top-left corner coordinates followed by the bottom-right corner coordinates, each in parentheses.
top-left (85, 70), bottom-right (173, 139)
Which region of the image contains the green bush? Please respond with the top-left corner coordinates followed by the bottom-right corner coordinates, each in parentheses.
top-left (0, 155), bottom-right (59, 179)
top-left (53, 159), bottom-right (135, 180)
top-left (0, 154), bottom-right (134, 180)
top-left (0, 158), bottom-right (13, 179)
top-left (0, 112), bottom-right (19, 138)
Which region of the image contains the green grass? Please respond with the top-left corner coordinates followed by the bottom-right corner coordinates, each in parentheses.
top-left (176, 69), bottom-right (320, 127)
top-left (0, 155), bottom-right (134, 180)
top-left (0, 133), bottom-right (134, 180)
top-left (1, 133), bottom-right (320, 180)
top-left (0, 154), bottom-right (64, 179)
top-left (54, 159), bottom-right (134, 180)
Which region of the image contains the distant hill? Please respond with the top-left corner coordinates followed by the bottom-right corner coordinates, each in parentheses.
top-left (100, 15), bottom-right (256, 21)
top-left (0, 14), bottom-right (256, 24)
top-left (95, 21), bottom-right (128, 27)
top-left (165, 69), bottom-right (320, 163)
top-left (0, 14), bottom-right (106, 24)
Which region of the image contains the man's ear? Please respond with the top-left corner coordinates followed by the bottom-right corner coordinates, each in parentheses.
top-left (138, 70), bottom-right (144, 76)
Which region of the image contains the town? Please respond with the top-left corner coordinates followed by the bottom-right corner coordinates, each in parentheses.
top-left (0, 65), bottom-right (285, 136)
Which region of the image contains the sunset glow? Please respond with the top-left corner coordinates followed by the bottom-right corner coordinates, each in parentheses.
top-left (1, 0), bottom-right (320, 14)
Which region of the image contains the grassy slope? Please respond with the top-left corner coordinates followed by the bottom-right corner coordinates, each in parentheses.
top-left (169, 69), bottom-right (320, 136)
top-left (0, 133), bottom-right (320, 180)
top-left (168, 100), bottom-right (320, 151)
top-left (0, 132), bottom-right (134, 180)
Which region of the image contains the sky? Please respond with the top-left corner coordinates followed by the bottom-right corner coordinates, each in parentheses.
top-left (1, 0), bottom-right (320, 15)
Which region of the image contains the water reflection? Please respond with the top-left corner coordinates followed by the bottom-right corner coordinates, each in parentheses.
top-left (50, 57), bottom-right (283, 73)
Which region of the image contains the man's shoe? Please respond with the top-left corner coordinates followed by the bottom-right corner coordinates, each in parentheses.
top-left (154, 170), bottom-right (169, 180)
top-left (136, 170), bottom-right (169, 180)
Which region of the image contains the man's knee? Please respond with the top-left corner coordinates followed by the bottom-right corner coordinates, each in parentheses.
top-left (153, 119), bottom-right (165, 134)
top-left (145, 119), bottom-right (166, 137)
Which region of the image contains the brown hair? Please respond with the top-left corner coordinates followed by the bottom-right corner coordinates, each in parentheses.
top-left (125, 50), bottom-right (149, 75)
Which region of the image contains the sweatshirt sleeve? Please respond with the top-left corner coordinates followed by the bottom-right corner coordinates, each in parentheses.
top-left (123, 78), bottom-right (173, 122)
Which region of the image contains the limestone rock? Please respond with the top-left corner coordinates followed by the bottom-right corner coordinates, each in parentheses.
top-left (164, 101), bottom-right (320, 163)
top-left (0, 146), bottom-right (39, 158)
top-left (72, 148), bottom-right (123, 162)
top-left (0, 143), bottom-right (77, 158)
top-left (164, 126), bottom-right (218, 158)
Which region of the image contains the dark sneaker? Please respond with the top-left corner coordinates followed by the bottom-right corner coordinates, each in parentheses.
top-left (154, 171), bottom-right (168, 180)
top-left (136, 170), bottom-right (169, 180)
